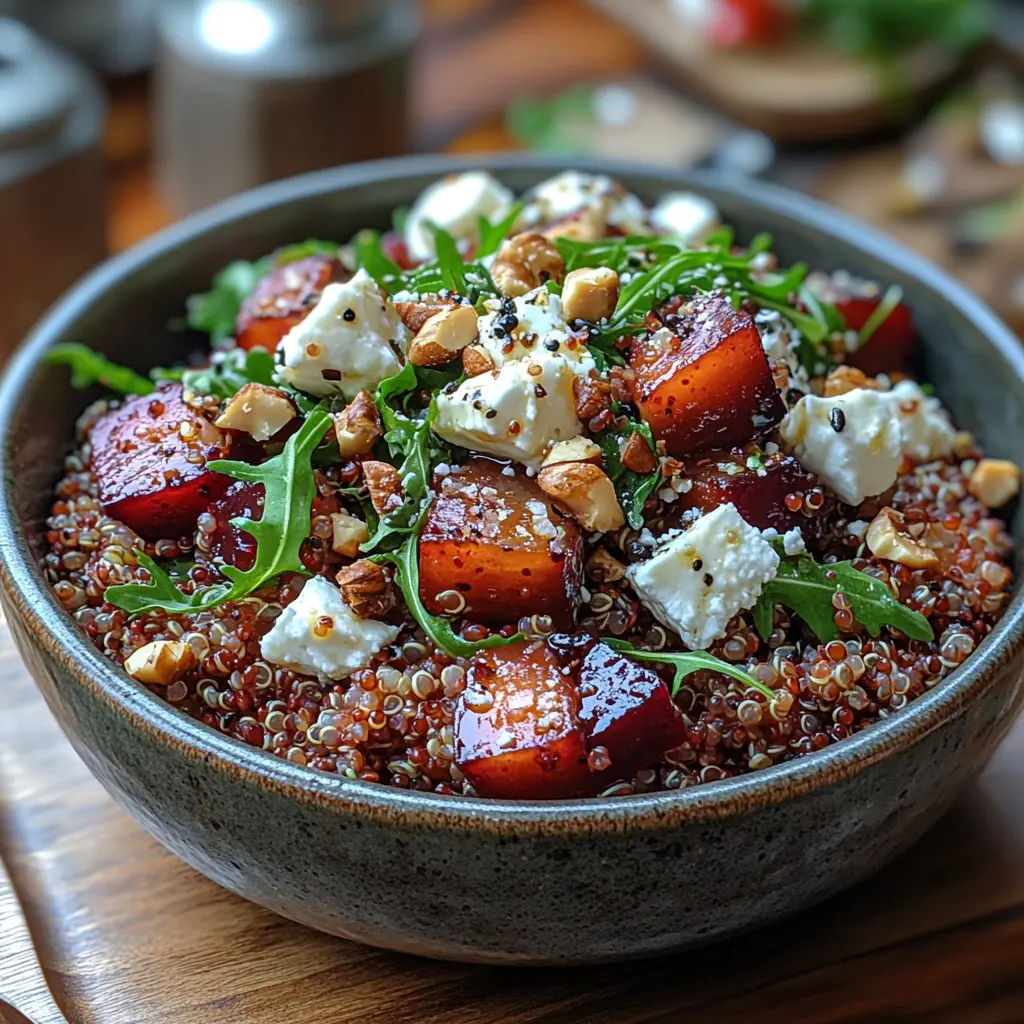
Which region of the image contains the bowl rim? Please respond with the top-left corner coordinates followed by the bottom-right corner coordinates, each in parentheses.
top-left (2, 152), bottom-right (1022, 834)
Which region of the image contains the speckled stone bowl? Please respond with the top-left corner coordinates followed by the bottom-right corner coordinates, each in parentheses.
top-left (1, 156), bottom-right (1022, 965)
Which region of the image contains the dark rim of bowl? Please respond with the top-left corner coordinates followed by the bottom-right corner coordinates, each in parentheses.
top-left (1, 153), bottom-right (1022, 834)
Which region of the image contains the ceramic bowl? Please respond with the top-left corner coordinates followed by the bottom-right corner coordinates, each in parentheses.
top-left (1, 156), bottom-right (1022, 965)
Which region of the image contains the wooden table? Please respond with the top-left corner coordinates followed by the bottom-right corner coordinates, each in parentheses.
top-left (2, 613), bottom-right (1024, 1022)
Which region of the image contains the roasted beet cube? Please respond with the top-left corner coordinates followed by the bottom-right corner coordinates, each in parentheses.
top-left (678, 449), bottom-right (821, 534)
top-left (837, 296), bottom-right (916, 377)
top-left (419, 459), bottom-right (583, 630)
top-left (578, 643), bottom-right (686, 780)
top-left (90, 385), bottom-right (233, 540)
top-left (235, 255), bottom-right (345, 352)
top-left (630, 293), bottom-right (785, 458)
top-left (455, 641), bottom-right (593, 800)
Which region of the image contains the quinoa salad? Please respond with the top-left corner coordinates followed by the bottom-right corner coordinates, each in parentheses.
top-left (44, 169), bottom-right (1021, 800)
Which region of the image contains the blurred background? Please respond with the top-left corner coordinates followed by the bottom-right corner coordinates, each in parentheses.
top-left (3, 0), bottom-right (1024, 357)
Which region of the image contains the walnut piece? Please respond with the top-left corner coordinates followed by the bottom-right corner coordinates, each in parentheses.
top-left (572, 374), bottom-right (611, 421)
top-left (585, 547), bottom-right (627, 583)
top-left (537, 462), bottom-right (625, 533)
top-left (462, 344), bottom-right (495, 377)
top-left (214, 382), bottom-right (296, 442)
top-left (331, 512), bottom-right (370, 557)
top-left (334, 390), bottom-right (383, 457)
top-left (822, 365), bottom-right (880, 397)
top-left (621, 432), bottom-right (657, 474)
top-left (541, 207), bottom-right (605, 243)
top-left (336, 559), bottom-right (394, 619)
top-left (124, 641), bottom-right (197, 686)
top-left (490, 232), bottom-right (565, 298)
top-left (968, 458), bottom-right (1021, 508)
top-left (408, 304), bottom-right (479, 367)
top-left (542, 436), bottom-right (602, 468)
top-left (865, 508), bottom-right (940, 570)
top-left (395, 298), bottom-right (454, 335)
top-left (362, 460), bottom-right (405, 515)
top-left (561, 267), bottom-right (620, 323)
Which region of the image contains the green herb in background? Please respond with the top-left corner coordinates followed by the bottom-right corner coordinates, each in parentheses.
top-left (44, 343), bottom-right (155, 397)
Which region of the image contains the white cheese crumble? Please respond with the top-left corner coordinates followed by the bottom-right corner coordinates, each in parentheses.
top-left (884, 380), bottom-right (956, 463)
top-left (404, 171), bottom-right (515, 263)
top-left (626, 504), bottom-right (779, 651)
top-left (782, 527), bottom-right (806, 556)
top-left (260, 576), bottom-right (399, 681)
top-left (431, 352), bottom-right (585, 469)
top-left (779, 389), bottom-right (902, 506)
top-left (274, 268), bottom-right (405, 400)
top-left (518, 170), bottom-right (648, 234)
top-left (475, 287), bottom-right (593, 370)
top-left (649, 191), bottom-right (720, 245)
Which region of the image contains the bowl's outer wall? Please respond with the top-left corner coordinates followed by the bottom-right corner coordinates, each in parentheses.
top-left (3, 157), bottom-right (1024, 964)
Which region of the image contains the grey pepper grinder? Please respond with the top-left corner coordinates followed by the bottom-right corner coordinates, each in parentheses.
top-left (0, 19), bottom-right (107, 361)
top-left (154, 0), bottom-right (419, 217)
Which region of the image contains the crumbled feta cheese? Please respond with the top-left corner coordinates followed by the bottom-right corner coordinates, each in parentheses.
top-left (782, 527), bottom-right (806, 556)
top-left (761, 527), bottom-right (779, 541)
top-left (476, 287), bottom-right (593, 370)
top-left (649, 191), bottom-right (720, 245)
top-left (759, 319), bottom-right (809, 389)
top-left (884, 380), bottom-right (956, 462)
top-left (626, 504), bottom-right (779, 650)
top-left (404, 171), bottom-right (515, 263)
top-left (274, 268), bottom-right (405, 399)
top-left (519, 170), bottom-right (647, 233)
top-left (847, 519), bottom-right (869, 540)
top-left (260, 576), bottom-right (399, 681)
top-left (779, 389), bottom-right (902, 505)
top-left (431, 352), bottom-right (584, 468)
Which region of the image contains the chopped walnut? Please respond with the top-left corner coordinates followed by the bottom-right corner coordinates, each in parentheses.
top-left (542, 436), bottom-right (602, 467)
top-left (214, 383), bottom-right (296, 442)
top-left (621, 432), bottom-right (657, 474)
top-left (462, 344), bottom-right (495, 377)
top-left (124, 641), bottom-right (197, 686)
top-left (865, 507), bottom-right (940, 570)
top-left (968, 458), bottom-right (1021, 508)
top-left (408, 304), bottom-right (479, 367)
top-left (585, 547), bottom-right (627, 583)
top-left (490, 232), bottom-right (565, 298)
top-left (537, 462), bottom-right (624, 532)
top-left (561, 267), bottom-right (620, 323)
top-left (362, 460), bottom-right (404, 515)
top-left (334, 390), bottom-right (383, 457)
top-left (573, 374), bottom-right (611, 421)
top-left (395, 298), bottom-right (455, 335)
top-left (330, 512), bottom-right (370, 557)
top-left (336, 560), bottom-right (394, 619)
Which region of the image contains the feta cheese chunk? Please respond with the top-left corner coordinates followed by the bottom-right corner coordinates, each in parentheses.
top-left (626, 504), bottom-right (779, 650)
top-left (779, 389), bottom-right (902, 505)
top-left (782, 527), bottom-right (806, 556)
top-left (432, 352), bottom-right (584, 468)
top-left (404, 171), bottom-right (515, 263)
top-left (519, 170), bottom-right (648, 234)
top-left (260, 576), bottom-right (398, 681)
top-left (649, 191), bottom-right (720, 245)
top-left (885, 380), bottom-right (956, 462)
top-left (274, 268), bottom-right (405, 400)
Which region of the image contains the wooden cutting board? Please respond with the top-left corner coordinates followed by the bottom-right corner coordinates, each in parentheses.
top-left (2, 612), bottom-right (1024, 1023)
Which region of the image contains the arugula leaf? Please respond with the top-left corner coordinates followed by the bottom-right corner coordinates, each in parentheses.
top-left (595, 418), bottom-right (660, 530)
top-left (274, 239), bottom-right (339, 264)
top-left (476, 203), bottom-right (525, 259)
top-left (152, 347), bottom-right (277, 400)
top-left (105, 406), bottom-right (331, 614)
top-left (752, 552), bottom-right (934, 644)
top-left (856, 284), bottom-right (904, 346)
top-left (429, 223), bottom-right (468, 294)
top-left (352, 229), bottom-right (403, 286)
top-left (603, 638), bottom-right (773, 699)
top-left (373, 506), bottom-right (524, 658)
top-left (187, 259), bottom-right (271, 343)
top-left (45, 343), bottom-right (155, 397)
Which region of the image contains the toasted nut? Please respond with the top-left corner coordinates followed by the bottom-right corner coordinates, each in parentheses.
top-left (538, 462), bottom-right (625, 533)
top-left (330, 512), bottom-right (369, 557)
top-left (408, 305), bottom-right (479, 367)
top-left (214, 383), bottom-right (296, 442)
top-left (542, 207), bottom-right (605, 243)
top-left (336, 559), bottom-right (394, 620)
top-left (822, 365), bottom-right (881, 397)
top-left (124, 641), bottom-right (197, 686)
top-left (561, 267), bottom-right (620, 323)
top-left (572, 374), bottom-right (612, 421)
top-left (542, 436), bottom-right (602, 468)
top-left (462, 344), bottom-right (495, 377)
top-left (362, 460), bottom-right (404, 515)
top-left (621, 432), bottom-right (657, 474)
top-left (491, 232), bottom-right (565, 298)
top-left (585, 547), bottom-right (627, 583)
top-left (968, 458), bottom-right (1021, 508)
top-left (865, 508), bottom-right (940, 571)
top-left (395, 298), bottom-right (453, 335)
top-left (334, 390), bottom-right (383, 458)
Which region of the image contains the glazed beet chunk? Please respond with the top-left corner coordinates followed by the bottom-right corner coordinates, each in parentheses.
top-left (90, 384), bottom-right (233, 540)
top-left (678, 449), bottom-right (821, 534)
top-left (578, 643), bottom-right (686, 781)
top-left (629, 292), bottom-right (785, 458)
top-left (455, 641), bottom-right (593, 800)
top-left (235, 255), bottom-right (345, 352)
top-left (837, 296), bottom-right (916, 377)
top-left (419, 459), bottom-right (583, 630)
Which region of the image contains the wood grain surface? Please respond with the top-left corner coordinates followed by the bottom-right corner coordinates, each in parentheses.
top-left (0, 608), bottom-right (1023, 1023)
